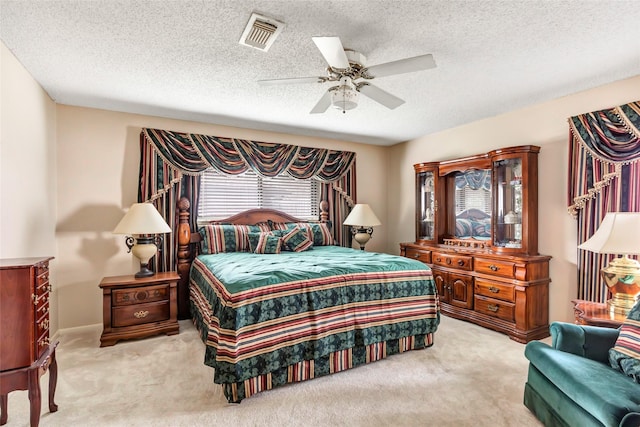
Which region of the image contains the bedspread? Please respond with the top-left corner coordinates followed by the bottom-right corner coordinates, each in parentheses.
top-left (189, 246), bottom-right (439, 401)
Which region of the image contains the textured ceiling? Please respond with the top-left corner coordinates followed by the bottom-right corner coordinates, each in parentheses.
top-left (1, 0), bottom-right (640, 146)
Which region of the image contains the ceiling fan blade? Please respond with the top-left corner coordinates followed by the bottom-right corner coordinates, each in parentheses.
top-left (365, 54), bottom-right (436, 78)
top-left (358, 84), bottom-right (405, 109)
top-left (312, 36), bottom-right (350, 69)
top-left (310, 91), bottom-right (332, 114)
top-left (258, 77), bottom-right (324, 85)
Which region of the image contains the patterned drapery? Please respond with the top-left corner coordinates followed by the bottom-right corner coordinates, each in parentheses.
top-left (567, 101), bottom-right (640, 302)
top-left (138, 128), bottom-right (357, 271)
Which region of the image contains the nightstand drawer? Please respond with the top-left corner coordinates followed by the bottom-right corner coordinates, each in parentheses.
top-left (432, 252), bottom-right (473, 271)
top-left (474, 279), bottom-right (515, 303)
top-left (474, 258), bottom-right (515, 278)
top-left (112, 284), bottom-right (169, 307)
top-left (112, 301), bottom-right (170, 327)
top-left (474, 295), bottom-right (515, 322)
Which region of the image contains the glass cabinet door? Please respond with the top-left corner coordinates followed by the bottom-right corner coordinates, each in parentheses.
top-left (494, 157), bottom-right (523, 249)
top-left (415, 163), bottom-right (438, 243)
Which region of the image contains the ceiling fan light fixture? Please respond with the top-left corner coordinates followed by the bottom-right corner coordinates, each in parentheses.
top-left (331, 77), bottom-right (358, 112)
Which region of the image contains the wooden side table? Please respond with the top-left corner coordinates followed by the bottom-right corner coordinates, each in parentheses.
top-left (99, 272), bottom-right (180, 347)
top-left (572, 299), bottom-right (625, 328)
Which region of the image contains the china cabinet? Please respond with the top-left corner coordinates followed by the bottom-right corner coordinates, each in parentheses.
top-left (401, 145), bottom-right (551, 343)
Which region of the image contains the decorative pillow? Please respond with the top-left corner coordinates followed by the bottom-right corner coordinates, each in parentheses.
top-left (250, 233), bottom-right (282, 254)
top-left (270, 221), bottom-right (334, 246)
top-left (455, 218), bottom-right (473, 238)
top-left (609, 298), bottom-right (640, 383)
top-left (269, 221), bottom-right (298, 231)
top-left (307, 223), bottom-right (334, 246)
top-left (199, 224), bottom-right (251, 254)
top-left (282, 227), bottom-right (314, 252)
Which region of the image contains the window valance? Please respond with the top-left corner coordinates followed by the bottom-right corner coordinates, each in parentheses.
top-left (142, 128), bottom-right (355, 181)
top-left (567, 101), bottom-right (640, 216)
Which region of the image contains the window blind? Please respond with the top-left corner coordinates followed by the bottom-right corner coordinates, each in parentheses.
top-left (197, 169), bottom-right (320, 221)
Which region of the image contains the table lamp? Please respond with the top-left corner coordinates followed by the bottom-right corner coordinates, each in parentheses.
top-left (113, 203), bottom-right (172, 278)
top-left (578, 212), bottom-right (640, 315)
top-left (343, 204), bottom-right (381, 250)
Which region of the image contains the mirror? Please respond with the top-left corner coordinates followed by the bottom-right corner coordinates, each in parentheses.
top-left (453, 169), bottom-right (492, 240)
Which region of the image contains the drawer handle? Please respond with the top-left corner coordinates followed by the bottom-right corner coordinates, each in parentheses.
top-left (436, 257), bottom-right (441, 262)
top-left (489, 265), bottom-right (499, 271)
top-left (414, 254), bottom-right (419, 259)
top-left (487, 304), bottom-right (499, 312)
top-left (446, 258), bottom-right (451, 265)
top-left (134, 310), bottom-right (149, 319)
top-left (457, 259), bottom-right (465, 266)
top-left (488, 286), bottom-right (499, 293)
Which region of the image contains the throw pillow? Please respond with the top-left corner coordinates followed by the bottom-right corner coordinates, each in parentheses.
top-left (252, 233), bottom-right (282, 254)
top-left (282, 226), bottom-right (314, 252)
top-left (307, 222), bottom-right (334, 246)
top-left (199, 224), bottom-right (250, 254)
top-left (269, 221), bottom-right (334, 246)
top-left (609, 298), bottom-right (640, 383)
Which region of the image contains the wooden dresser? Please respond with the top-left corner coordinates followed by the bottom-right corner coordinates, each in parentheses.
top-left (99, 272), bottom-right (179, 346)
top-left (401, 146), bottom-right (551, 343)
top-left (0, 257), bottom-right (58, 427)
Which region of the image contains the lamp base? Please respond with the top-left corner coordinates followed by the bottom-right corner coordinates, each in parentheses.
top-left (134, 265), bottom-right (155, 279)
top-left (351, 227), bottom-right (373, 251)
top-left (129, 236), bottom-right (160, 279)
top-left (602, 255), bottom-right (640, 316)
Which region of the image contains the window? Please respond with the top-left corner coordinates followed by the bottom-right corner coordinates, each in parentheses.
top-left (197, 169), bottom-right (320, 221)
top-left (455, 185), bottom-right (492, 215)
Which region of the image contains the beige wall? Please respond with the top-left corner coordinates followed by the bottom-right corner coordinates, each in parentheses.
top-left (0, 42), bottom-right (58, 328)
top-left (55, 106), bottom-right (388, 329)
top-left (387, 74), bottom-right (640, 323)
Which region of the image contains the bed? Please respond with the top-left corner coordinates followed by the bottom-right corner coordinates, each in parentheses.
top-left (176, 199), bottom-right (440, 403)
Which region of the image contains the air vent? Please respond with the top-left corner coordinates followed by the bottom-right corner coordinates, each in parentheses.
top-left (239, 13), bottom-right (285, 52)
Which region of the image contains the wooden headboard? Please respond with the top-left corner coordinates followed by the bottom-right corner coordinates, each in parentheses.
top-left (175, 197), bottom-right (329, 318)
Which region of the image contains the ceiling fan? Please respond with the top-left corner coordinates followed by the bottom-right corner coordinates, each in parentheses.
top-left (258, 36), bottom-right (437, 114)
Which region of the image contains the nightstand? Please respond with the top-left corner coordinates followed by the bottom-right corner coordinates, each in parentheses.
top-left (99, 272), bottom-right (180, 347)
top-left (572, 299), bottom-right (625, 329)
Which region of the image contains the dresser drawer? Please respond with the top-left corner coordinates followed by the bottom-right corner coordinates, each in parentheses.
top-left (36, 262), bottom-right (49, 276)
top-left (36, 313), bottom-right (50, 336)
top-left (112, 284), bottom-right (169, 307)
top-left (35, 298), bottom-right (49, 320)
top-left (36, 324), bottom-right (51, 358)
top-left (112, 301), bottom-right (170, 327)
top-left (474, 258), bottom-right (516, 278)
top-left (474, 295), bottom-right (515, 322)
top-left (432, 252), bottom-right (472, 271)
top-left (404, 247), bottom-right (431, 264)
top-left (474, 279), bottom-right (515, 303)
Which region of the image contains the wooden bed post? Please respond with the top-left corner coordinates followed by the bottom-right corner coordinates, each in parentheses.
top-left (319, 200), bottom-right (329, 222)
top-left (177, 197), bottom-right (192, 319)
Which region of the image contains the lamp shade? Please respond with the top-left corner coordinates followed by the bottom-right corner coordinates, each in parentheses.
top-left (578, 212), bottom-right (640, 254)
top-left (113, 203), bottom-right (171, 235)
top-left (343, 204), bottom-right (381, 227)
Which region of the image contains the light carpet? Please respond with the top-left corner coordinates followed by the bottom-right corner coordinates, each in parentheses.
top-left (4, 316), bottom-right (545, 427)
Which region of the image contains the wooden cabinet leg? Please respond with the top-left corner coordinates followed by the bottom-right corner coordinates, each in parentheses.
top-left (1, 394), bottom-right (7, 425)
top-left (27, 369), bottom-right (41, 427)
top-left (48, 349), bottom-right (58, 412)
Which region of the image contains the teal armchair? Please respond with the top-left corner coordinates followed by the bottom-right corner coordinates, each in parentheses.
top-left (524, 322), bottom-right (640, 427)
